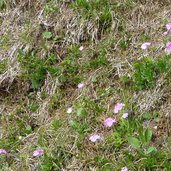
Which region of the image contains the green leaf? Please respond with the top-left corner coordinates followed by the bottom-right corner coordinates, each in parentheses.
top-left (69, 120), bottom-right (76, 126)
top-left (76, 107), bottom-right (84, 116)
top-left (26, 125), bottom-right (32, 131)
top-left (42, 32), bottom-right (52, 39)
top-left (31, 78), bottom-right (40, 89)
top-left (136, 121), bottom-right (146, 144)
top-left (0, 0), bottom-right (6, 10)
top-left (145, 128), bottom-right (152, 143)
top-left (91, 76), bottom-right (97, 83)
top-left (146, 146), bottom-right (157, 154)
top-left (128, 137), bottom-right (141, 149)
top-left (139, 130), bottom-right (146, 144)
top-left (25, 125), bottom-right (32, 134)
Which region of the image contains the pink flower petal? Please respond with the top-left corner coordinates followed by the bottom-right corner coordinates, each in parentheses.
top-left (0, 149), bottom-right (7, 154)
top-left (122, 113), bottom-right (128, 119)
top-left (103, 117), bottom-right (117, 127)
top-left (163, 31), bottom-right (168, 36)
top-left (141, 42), bottom-right (151, 50)
top-left (121, 166), bottom-right (128, 171)
top-left (33, 149), bottom-right (44, 157)
top-left (166, 23), bottom-right (171, 31)
top-left (166, 42), bottom-right (171, 53)
top-left (77, 83), bottom-right (84, 89)
top-left (114, 103), bottom-right (125, 114)
top-left (79, 46), bottom-right (84, 51)
top-left (89, 134), bottom-right (101, 142)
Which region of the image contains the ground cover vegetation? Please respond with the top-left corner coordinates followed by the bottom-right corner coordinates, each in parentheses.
top-left (0, 0), bottom-right (171, 170)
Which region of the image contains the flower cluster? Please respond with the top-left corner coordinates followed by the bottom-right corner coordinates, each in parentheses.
top-left (89, 102), bottom-right (128, 143)
top-left (141, 23), bottom-right (171, 54)
top-left (0, 148), bottom-right (44, 157)
top-left (65, 29), bottom-right (171, 169)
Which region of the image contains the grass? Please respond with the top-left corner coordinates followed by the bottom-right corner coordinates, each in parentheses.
top-left (0, 0), bottom-right (171, 170)
top-left (123, 55), bottom-right (171, 90)
top-left (0, 59), bottom-right (8, 74)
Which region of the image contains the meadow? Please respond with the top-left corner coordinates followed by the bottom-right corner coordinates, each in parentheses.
top-left (0, 0), bottom-right (171, 170)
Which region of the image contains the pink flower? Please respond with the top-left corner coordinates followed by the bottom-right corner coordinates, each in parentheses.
top-left (79, 46), bottom-right (84, 51)
top-left (166, 42), bottom-right (171, 53)
top-left (89, 134), bottom-right (101, 142)
top-left (166, 23), bottom-right (171, 31)
top-left (163, 23), bottom-right (171, 36)
top-left (121, 166), bottom-right (128, 171)
top-left (114, 103), bottom-right (125, 114)
top-left (103, 117), bottom-right (117, 127)
top-left (122, 113), bottom-right (128, 119)
top-left (77, 83), bottom-right (84, 89)
top-left (141, 42), bottom-right (151, 50)
top-left (0, 149), bottom-right (7, 154)
top-left (33, 149), bottom-right (44, 157)
top-left (163, 31), bottom-right (168, 36)
top-left (67, 107), bottom-right (72, 114)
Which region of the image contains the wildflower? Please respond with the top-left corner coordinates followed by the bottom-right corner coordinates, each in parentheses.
top-left (32, 149), bottom-right (44, 157)
top-left (141, 42), bottom-right (151, 50)
top-left (79, 46), bottom-right (84, 51)
top-left (89, 134), bottom-right (101, 142)
top-left (0, 149), bottom-right (7, 154)
top-left (18, 136), bottom-right (22, 140)
top-left (103, 117), bottom-right (117, 127)
top-left (163, 31), bottom-right (168, 36)
top-left (121, 166), bottom-right (128, 171)
top-left (67, 107), bottom-right (72, 114)
top-left (153, 126), bottom-right (157, 130)
top-left (163, 23), bottom-right (171, 35)
top-left (114, 103), bottom-right (125, 114)
top-left (77, 83), bottom-right (84, 89)
top-left (166, 23), bottom-right (171, 31)
top-left (166, 42), bottom-right (171, 53)
top-left (122, 113), bottom-right (128, 119)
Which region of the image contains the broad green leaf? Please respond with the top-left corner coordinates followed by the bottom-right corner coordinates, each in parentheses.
top-left (146, 146), bottom-right (157, 154)
top-left (137, 121), bottom-right (146, 144)
top-left (69, 120), bottom-right (75, 126)
top-left (139, 130), bottom-right (146, 144)
top-left (31, 79), bottom-right (40, 89)
top-left (145, 128), bottom-right (152, 143)
top-left (76, 107), bottom-right (84, 116)
top-left (26, 125), bottom-right (32, 134)
top-left (91, 76), bottom-right (97, 83)
top-left (128, 137), bottom-right (141, 149)
top-left (26, 125), bottom-right (32, 131)
top-left (42, 32), bottom-right (52, 39)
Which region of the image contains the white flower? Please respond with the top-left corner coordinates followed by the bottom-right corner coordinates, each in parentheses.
top-left (121, 166), bottom-right (128, 171)
top-left (141, 42), bottom-right (151, 50)
top-left (77, 83), bottom-right (84, 89)
top-left (89, 134), bottom-right (101, 142)
top-left (79, 46), bottom-right (84, 51)
top-left (122, 113), bottom-right (128, 119)
top-left (67, 107), bottom-right (73, 114)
